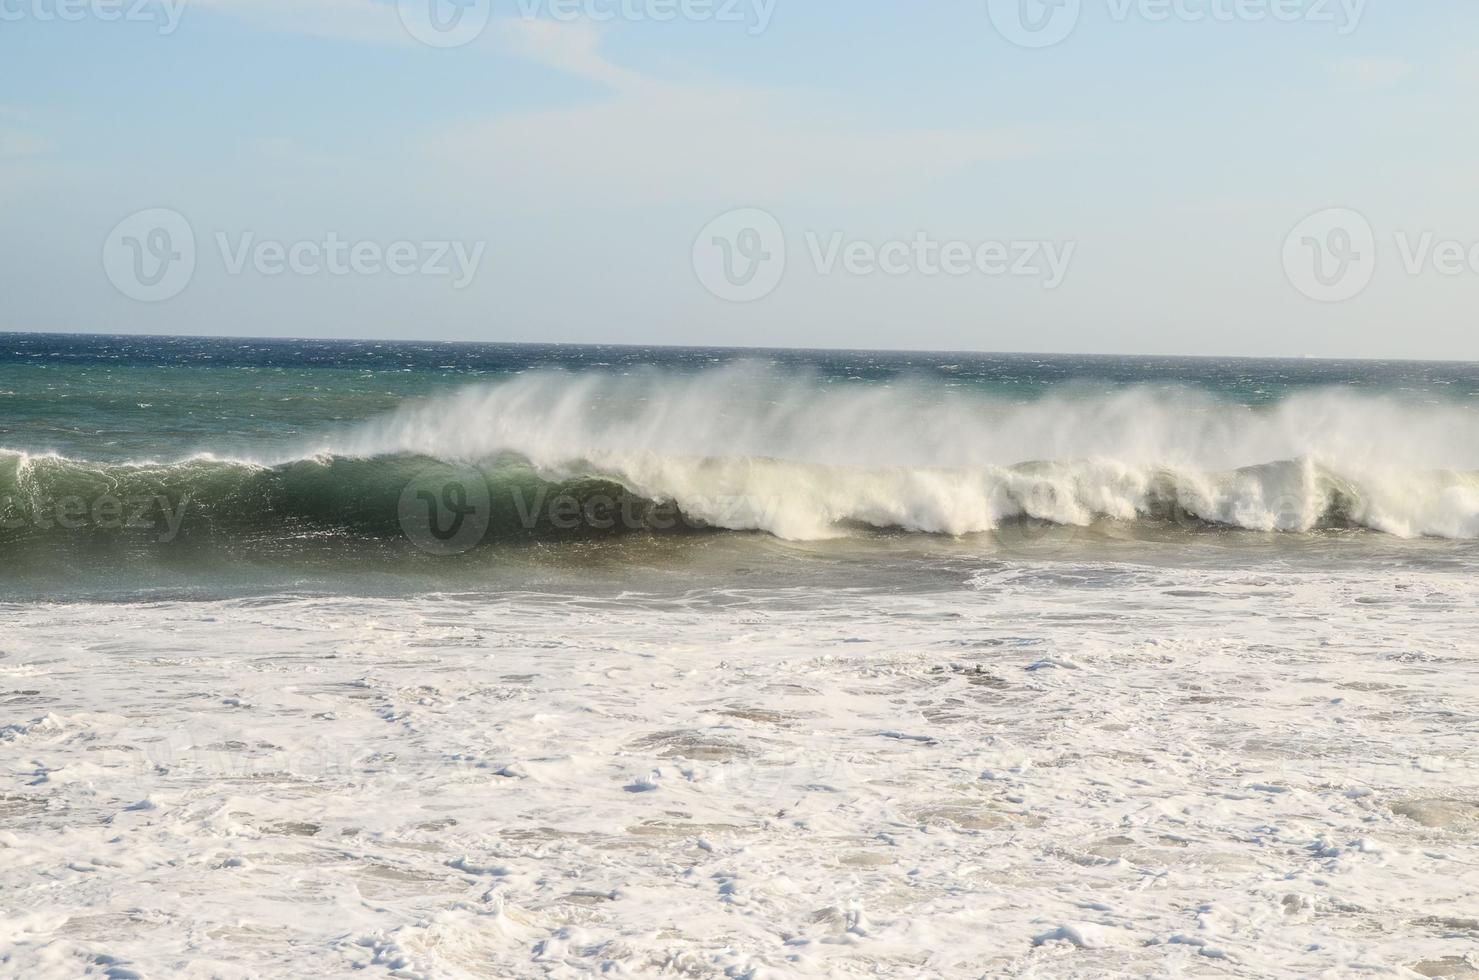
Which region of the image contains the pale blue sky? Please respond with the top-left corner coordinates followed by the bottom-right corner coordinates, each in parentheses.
top-left (2, 0), bottom-right (1477, 357)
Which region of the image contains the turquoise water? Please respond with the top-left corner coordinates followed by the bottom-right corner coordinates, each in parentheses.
top-left (6, 334), bottom-right (1479, 460)
top-left (3, 332), bottom-right (1479, 599)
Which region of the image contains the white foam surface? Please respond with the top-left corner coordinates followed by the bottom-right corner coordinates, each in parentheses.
top-left (2, 563), bottom-right (1478, 977)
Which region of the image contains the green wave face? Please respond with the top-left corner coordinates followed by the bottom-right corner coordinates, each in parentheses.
top-left (4, 450), bottom-right (1472, 575)
top-left (0, 452), bottom-right (698, 552)
top-left (0, 452), bottom-right (719, 579)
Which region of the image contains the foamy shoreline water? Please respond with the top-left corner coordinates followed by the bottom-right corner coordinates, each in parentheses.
top-left (3, 338), bottom-right (1479, 977)
top-left (3, 564), bottom-right (1476, 978)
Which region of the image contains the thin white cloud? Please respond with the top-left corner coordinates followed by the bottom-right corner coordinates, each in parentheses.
top-left (427, 19), bottom-right (1049, 207)
top-left (178, 5), bottom-right (1053, 206)
top-left (500, 17), bottom-right (640, 87)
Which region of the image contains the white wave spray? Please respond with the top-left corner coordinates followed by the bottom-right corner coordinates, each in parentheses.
top-left (309, 365), bottom-right (1479, 540)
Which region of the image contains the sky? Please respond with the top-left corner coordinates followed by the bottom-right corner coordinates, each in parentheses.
top-left (1, 0), bottom-right (1477, 358)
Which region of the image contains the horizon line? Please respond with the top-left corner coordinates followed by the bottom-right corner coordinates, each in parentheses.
top-left (3, 328), bottom-right (1476, 367)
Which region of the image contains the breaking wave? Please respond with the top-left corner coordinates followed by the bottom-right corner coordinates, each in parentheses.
top-left (4, 366), bottom-right (1479, 557)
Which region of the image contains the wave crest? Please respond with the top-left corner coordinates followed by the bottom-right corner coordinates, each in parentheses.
top-left (5, 367), bottom-right (1479, 547)
top-left (311, 367), bottom-right (1479, 540)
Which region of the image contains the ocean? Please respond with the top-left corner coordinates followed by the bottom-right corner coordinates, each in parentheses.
top-left (3, 333), bottom-right (1477, 978)
top-left (4, 332), bottom-right (1479, 598)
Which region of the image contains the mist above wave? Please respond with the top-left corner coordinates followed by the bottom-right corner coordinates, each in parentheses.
top-left (296, 365), bottom-right (1479, 540)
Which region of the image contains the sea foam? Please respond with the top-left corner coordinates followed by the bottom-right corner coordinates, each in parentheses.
top-left (312, 365), bottom-right (1479, 539)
